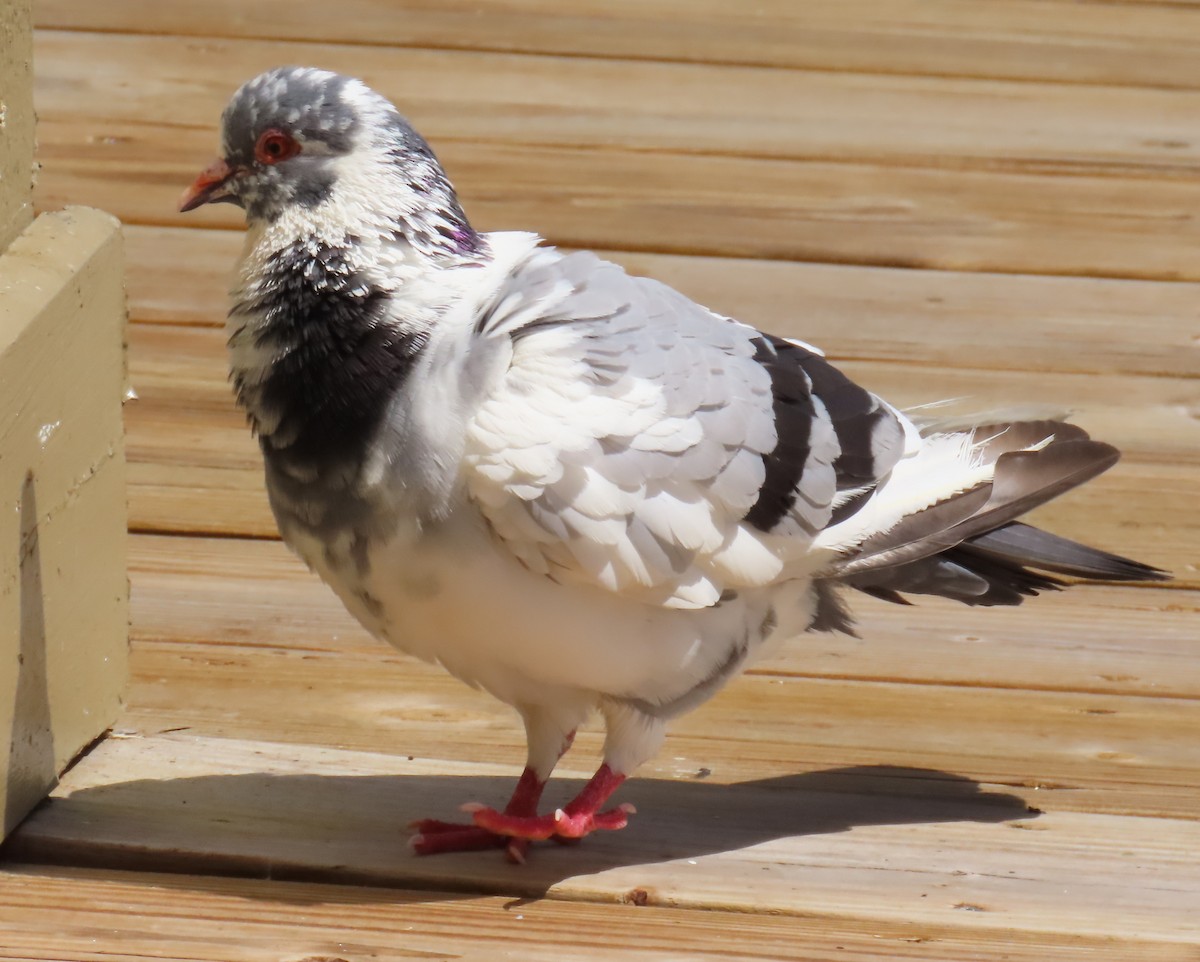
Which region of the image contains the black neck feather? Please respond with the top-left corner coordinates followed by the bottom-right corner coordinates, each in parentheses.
top-left (231, 240), bottom-right (425, 473)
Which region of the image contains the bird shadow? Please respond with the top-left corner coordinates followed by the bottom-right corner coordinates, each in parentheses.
top-left (5, 762), bottom-right (1036, 905)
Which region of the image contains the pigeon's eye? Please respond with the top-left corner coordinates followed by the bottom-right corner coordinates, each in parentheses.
top-left (255, 129), bottom-right (301, 165)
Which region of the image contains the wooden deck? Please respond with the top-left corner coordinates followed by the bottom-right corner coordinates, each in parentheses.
top-left (5, 2), bottom-right (1199, 958)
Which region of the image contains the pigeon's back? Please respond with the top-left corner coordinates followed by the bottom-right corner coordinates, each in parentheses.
top-left (464, 246), bottom-right (895, 606)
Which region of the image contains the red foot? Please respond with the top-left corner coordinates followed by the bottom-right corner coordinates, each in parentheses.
top-left (409, 763), bottom-right (629, 861)
top-left (408, 762), bottom-right (628, 858)
top-left (465, 762), bottom-right (631, 841)
top-left (464, 800), bottom-right (635, 839)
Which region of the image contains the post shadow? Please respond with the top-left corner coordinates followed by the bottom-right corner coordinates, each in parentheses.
top-left (4, 473), bottom-right (57, 833)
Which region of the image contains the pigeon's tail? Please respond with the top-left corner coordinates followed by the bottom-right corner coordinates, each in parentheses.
top-left (846, 521), bottom-right (1168, 608)
top-left (822, 419), bottom-right (1169, 610)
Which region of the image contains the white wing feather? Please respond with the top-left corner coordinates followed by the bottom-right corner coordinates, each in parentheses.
top-left (463, 247), bottom-right (807, 609)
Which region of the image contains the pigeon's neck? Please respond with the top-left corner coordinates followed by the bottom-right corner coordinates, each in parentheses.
top-left (226, 226), bottom-right (438, 476)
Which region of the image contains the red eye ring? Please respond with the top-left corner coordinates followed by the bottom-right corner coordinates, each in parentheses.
top-left (254, 129), bottom-right (301, 165)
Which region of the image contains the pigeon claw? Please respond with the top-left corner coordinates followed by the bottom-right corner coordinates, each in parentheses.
top-left (409, 824), bottom-right (508, 856)
top-left (409, 817), bottom-right (472, 833)
top-left (409, 819), bottom-right (531, 863)
top-left (551, 803), bottom-right (634, 838)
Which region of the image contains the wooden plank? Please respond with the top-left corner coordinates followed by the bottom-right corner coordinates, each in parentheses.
top-left (9, 732), bottom-right (1200, 941)
top-left (33, 0), bottom-right (1200, 91)
top-left (31, 30), bottom-right (1200, 173)
top-left (31, 34), bottom-right (1200, 278)
top-left (128, 533), bottom-right (1200, 701)
top-left (4, 865), bottom-right (1194, 962)
top-left (124, 225), bottom-right (1199, 379)
top-left (37, 122), bottom-right (1200, 281)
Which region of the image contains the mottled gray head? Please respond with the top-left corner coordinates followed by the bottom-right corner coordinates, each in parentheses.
top-left (180, 66), bottom-right (477, 247)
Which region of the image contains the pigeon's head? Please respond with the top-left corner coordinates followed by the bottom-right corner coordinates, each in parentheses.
top-left (180, 67), bottom-right (478, 250)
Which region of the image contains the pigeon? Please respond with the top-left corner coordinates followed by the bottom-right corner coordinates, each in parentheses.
top-left (180, 67), bottom-right (1167, 862)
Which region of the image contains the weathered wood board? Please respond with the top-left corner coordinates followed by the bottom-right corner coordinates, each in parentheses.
top-left (6, 864), bottom-right (1196, 962)
top-left (34, 29), bottom-right (1200, 171)
top-left (32, 0), bottom-right (1200, 90)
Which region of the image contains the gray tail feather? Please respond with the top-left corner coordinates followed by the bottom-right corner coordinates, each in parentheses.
top-left (957, 522), bottom-right (1168, 583)
top-left (845, 521), bottom-right (1168, 609)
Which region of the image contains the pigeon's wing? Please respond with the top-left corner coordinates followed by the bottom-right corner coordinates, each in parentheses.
top-left (463, 247), bottom-right (908, 609)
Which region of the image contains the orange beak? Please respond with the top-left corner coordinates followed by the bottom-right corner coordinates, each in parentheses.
top-left (178, 158), bottom-right (239, 212)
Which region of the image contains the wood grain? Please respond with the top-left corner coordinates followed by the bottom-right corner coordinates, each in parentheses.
top-left (42, 130), bottom-right (1200, 280)
top-left (31, 29), bottom-right (1200, 174)
top-left (31, 33), bottom-right (1200, 278)
top-left (34, 0), bottom-right (1200, 90)
top-left (5, 864), bottom-right (1195, 962)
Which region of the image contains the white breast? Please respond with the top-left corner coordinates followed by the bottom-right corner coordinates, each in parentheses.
top-left (292, 498), bottom-right (798, 715)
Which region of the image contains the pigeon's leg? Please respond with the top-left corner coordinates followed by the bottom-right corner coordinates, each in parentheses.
top-left (468, 702), bottom-right (664, 842)
top-left (410, 705), bottom-right (579, 861)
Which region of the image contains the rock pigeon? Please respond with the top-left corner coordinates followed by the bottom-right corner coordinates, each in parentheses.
top-left (180, 67), bottom-right (1167, 862)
